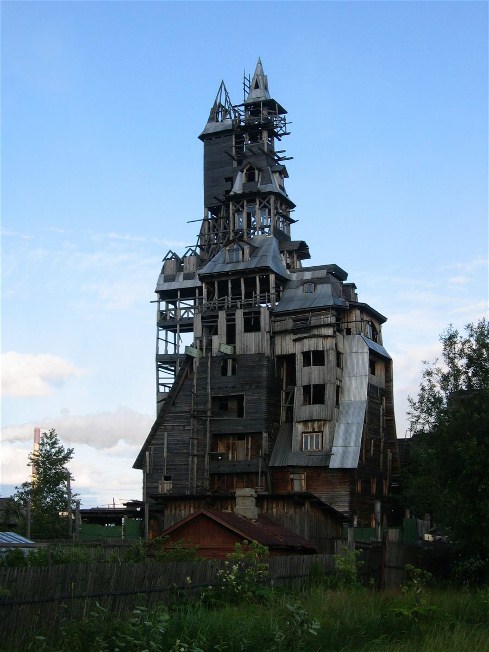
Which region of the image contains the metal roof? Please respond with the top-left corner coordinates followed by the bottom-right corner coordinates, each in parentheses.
top-left (155, 270), bottom-right (200, 294)
top-left (0, 532), bottom-right (36, 546)
top-left (329, 400), bottom-right (366, 469)
top-left (361, 335), bottom-right (391, 360)
top-left (269, 423), bottom-right (331, 467)
top-left (198, 235), bottom-right (289, 279)
top-left (330, 335), bottom-right (369, 469)
top-left (273, 279), bottom-right (348, 314)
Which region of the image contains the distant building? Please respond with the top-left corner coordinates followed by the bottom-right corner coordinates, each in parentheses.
top-left (134, 60), bottom-right (400, 544)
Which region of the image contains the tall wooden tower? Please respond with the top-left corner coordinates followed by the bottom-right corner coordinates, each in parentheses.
top-left (135, 60), bottom-right (400, 535)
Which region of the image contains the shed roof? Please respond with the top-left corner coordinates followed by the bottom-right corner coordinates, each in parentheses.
top-left (0, 532), bottom-right (36, 547)
top-left (269, 423), bottom-right (332, 467)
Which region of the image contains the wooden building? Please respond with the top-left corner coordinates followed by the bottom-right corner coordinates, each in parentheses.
top-left (134, 60), bottom-right (400, 536)
top-left (154, 491), bottom-right (318, 559)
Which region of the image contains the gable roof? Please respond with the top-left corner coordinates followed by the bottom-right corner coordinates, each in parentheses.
top-left (160, 508), bottom-right (317, 552)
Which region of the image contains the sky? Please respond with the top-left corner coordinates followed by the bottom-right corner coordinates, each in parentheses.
top-left (1, 1), bottom-right (487, 509)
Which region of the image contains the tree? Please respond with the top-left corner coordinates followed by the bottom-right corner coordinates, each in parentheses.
top-left (403, 319), bottom-right (489, 560)
top-left (14, 429), bottom-right (77, 539)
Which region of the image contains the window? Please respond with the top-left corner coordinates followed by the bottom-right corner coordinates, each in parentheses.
top-left (212, 394), bottom-right (244, 418)
top-left (303, 384), bottom-right (325, 405)
top-left (221, 359), bottom-right (237, 376)
top-left (335, 384), bottom-right (341, 406)
top-left (227, 245), bottom-right (242, 263)
top-left (243, 311), bottom-right (261, 333)
top-left (303, 282), bottom-right (315, 294)
top-left (290, 472), bottom-right (306, 492)
top-left (302, 432), bottom-right (322, 451)
top-left (369, 359), bottom-right (376, 376)
top-left (244, 166), bottom-right (256, 183)
top-left (336, 351), bottom-right (343, 369)
top-left (302, 350), bottom-right (325, 367)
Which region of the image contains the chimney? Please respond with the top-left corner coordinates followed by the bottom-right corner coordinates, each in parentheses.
top-left (32, 427), bottom-right (41, 481)
top-left (234, 488), bottom-right (258, 520)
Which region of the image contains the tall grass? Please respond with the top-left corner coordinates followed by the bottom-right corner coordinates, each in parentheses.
top-left (13, 585), bottom-right (489, 652)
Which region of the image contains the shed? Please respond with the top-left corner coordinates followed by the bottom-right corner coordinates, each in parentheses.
top-left (156, 508), bottom-right (318, 558)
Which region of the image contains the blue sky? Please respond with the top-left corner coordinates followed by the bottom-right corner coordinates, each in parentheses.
top-left (2, 1), bottom-right (487, 508)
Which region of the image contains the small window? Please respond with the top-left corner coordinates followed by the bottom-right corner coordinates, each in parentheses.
top-left (244, 166), bottom-right (256, 183)
top-left (302, 432), bottom-right (322, 451)
top-left (303, 282), bottom-right (315, 294)
top-left (227, 245), bottom-right (242, 263)
top-left (302, 350), bottom-right (325, 367)
top-left (303, 384), bottom-right (325, 405)
top-left (369, 359), bottom-right (376, 376)
top-left (290, 472), bottom-right (306, 492)
top-left (212, 394), bottom-right (244, 418)
top-left (336, 351), bottom-right (343, 369)
top-left (244, 311), bottom-right (261, 333)
top-left (221, 359), bottom-right (237, 376)
top-left (356, 479), bottom-right (362, 494)
top-left (335, 385), bottom-right (341, 406)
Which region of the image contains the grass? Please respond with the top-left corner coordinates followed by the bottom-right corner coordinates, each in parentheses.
top-left (9, 584), bottom-right (489, 652)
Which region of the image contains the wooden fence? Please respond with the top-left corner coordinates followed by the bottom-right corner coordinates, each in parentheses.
top-left (0, 541), bottom-right (412, 648)
top-left (0, 554), bottom-right (334, 647)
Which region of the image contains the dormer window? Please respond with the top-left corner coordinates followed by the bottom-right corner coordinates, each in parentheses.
top-left (304, 282), bottom-right (315, 294)
top-left (244, 166), bottom-right (257, 183)
top-left (227, 245), bottom-right (242, 263)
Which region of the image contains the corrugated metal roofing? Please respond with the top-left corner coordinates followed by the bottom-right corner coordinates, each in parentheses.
top-left (0, 532), bottom-right (35, 545)
top-left (198, 235), bottom-right (289, 279)
top-left (273, 281), bottom-right (348, 313)
top-left (330, 335), bottom-right (369, 469)
top-left (155, 271), bottom-right (200, 294)
top-left (361, 335), bottom-right (392, 360)
top-left (269, 423), bottom-right (331, 467)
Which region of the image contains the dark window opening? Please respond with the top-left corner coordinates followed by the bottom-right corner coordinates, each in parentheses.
top-left (211, 394), bottom-right (244, 418)
top-left (303, 384), bottom-right (325, 406)
top-left (369, 359), bottom-right (376, 376)
top-left (336, 384), bottom-right (341, 406)
top-left (244, 167), bottom-right (256, 182)
top-left (226, 314), bottom-right (236, 345)
top-left (302, 350), bottom-right (325, 367)
top-left (336, 351), bottom-right (343, 369)
top-left (345, 328), bottom-right (352, 335)
top-left (244, 276), bottom-right (256, 301)
top-left (244, 311), bottom-right (261, 333)
top-left (217, 279), bottom-right (228, 300)
top-left (221, 359), bottom-right (237, 376)
top-left (303, 282), bottom-right (315, 294)
top-left (230, 277), bottom-right (242, 299)
top-left (224, 176), bottom-right (233, 196)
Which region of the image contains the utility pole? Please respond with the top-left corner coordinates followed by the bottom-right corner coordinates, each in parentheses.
top-left (67, 471), bottom-right (73, 538)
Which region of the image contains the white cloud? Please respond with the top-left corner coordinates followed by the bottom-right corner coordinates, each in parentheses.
top-left (1, 352), bottom-right (83, 397)
top-left (1, 406), bottom-right (153, 449)
top-left (1, 407), bottom-right (152, 507)
top-left (1, 229), bottom-right (34, 240)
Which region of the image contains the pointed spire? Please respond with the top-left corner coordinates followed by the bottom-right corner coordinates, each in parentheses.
top-left (208, 80), bottom-right (234, 124)
top-left (246, 58), bottom-right (270, 103)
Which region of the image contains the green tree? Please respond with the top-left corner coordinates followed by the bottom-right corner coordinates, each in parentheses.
top-left (403, 319), bottom-right (489, 558)
top-left (14, 429), bottom-right (77, 539)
